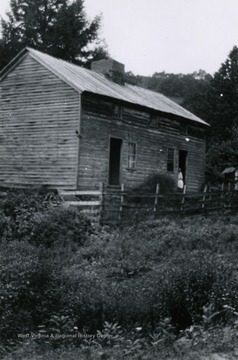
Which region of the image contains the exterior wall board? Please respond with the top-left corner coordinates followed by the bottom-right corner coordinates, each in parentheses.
top-left (0, 54), bottom-right (79, 188)
top-left (79, 95), bottom-right (206, 191)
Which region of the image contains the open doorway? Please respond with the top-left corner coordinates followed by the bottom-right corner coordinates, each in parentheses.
top-left (179, 150), bottom-right (188, 185)
top-left (109, 138), bottom-right (122, 185)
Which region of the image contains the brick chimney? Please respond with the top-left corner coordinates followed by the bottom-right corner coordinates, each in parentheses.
top-left (91, 58), bottom-right (125, 85)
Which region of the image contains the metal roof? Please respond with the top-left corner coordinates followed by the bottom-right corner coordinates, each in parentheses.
top-left (1, 47), bottom-right (209, 126)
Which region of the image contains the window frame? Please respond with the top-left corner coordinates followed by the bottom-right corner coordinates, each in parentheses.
top-left (113, 104), bottom-right (123, 119)
top-left (167, 148), bottom-right (175, 173)
top-left (127, 141), bottom-right (137, 170)
top-left (149, 113), bottom-right (159, 128)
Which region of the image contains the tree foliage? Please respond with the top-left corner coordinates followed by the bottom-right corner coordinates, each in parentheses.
top-left (203, 46), bottom-right (238, 181)
top-left (125, 69), bottom-right (212, 123)
top-left (206, 46), bottom-right (238, 142)
top-left (206, 126), bottom-right (238, 182)
top-left (147, 70), bottom-right (211, 99)
top-left (0, 0), bottom-right (109, 70)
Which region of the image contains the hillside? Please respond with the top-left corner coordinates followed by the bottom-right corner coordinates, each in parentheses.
top-left (125, 70), bottom-right (212, 121)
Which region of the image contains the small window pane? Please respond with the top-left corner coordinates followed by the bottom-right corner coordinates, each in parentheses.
top-left (167, 148), bottom-right (174, 172)
top-left (128, 142), bottom-right (137, 169)
top-left (113, 105), bottom-right (122, 118)
top-left (150, 114), bottom-right (159, 128)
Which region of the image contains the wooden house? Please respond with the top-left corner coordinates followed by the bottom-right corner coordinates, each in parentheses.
top-left (0, 48), bottom-right (209, 192)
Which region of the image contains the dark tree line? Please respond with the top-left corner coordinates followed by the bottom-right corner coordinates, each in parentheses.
top-left (205, 47), bottom-right (238, 180)
top-left (0, 0), bottom-right (109, 70)
top-left (126, 69), bottom-right (212, 123)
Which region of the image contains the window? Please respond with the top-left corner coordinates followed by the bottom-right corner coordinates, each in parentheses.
top-left (167, 148), bottom-right (175, 172)
top-left (128, 142), bottom-right (137, 169)
top-left (113, 104), bottom-right (122, 118)
top-left (180, 123), bottom-right (187, 134)
top-left (150, 114), bottom-right (159, 128)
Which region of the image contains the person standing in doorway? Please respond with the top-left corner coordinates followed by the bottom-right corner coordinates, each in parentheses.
top-left (178, 168), bottom-right (184, 190)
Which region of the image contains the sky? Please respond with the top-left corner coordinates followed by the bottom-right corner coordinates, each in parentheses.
top-left (0, 0), bottom-right (238, 76)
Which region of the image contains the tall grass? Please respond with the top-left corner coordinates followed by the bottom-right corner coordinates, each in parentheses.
top-left (1, 189), bottom-right (238, 358)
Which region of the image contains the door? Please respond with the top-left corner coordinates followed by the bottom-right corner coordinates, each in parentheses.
top-left (179, 150), bottom-right (188, 185)
top-left (109, 138), bottom-right (122, 185)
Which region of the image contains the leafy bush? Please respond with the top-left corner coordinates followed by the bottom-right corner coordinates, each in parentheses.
top-left (0, 241), bottom-right (56, 343)
top-left (0, 188), bottom-right (54, 241)
top-left (124, 173), bottom-right (177, 215)
top-left (133, 173), bottom-right (176, 194)
top-left (0, 210), bottom-right (11, 240)
top-left (0, 240), bottom-right (87, 345)
top-left (28, 207), bottom-right (92, 247)
top-left (53, 216), bottom-right (238, 332)
top-left (1, 188), bottom-right (54, 220)
top-left (0, 188), bottom-right (92, 247)
top-left (154, 254), bottom-right (238, 330)
top-left (0, 189), bottom-right (93, 345)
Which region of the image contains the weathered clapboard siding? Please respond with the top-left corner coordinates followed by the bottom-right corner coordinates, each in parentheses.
top-left (82, 94), bottom-right (151, 127)
top-left (0, 54), bottom-right (79, 188)
top-left (79, 95), bottom-right (206, 192)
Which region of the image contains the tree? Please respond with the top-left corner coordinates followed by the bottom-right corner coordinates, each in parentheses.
top-left (0, 0), bottom-right (109, 70)
top-left (124, 71), bottom-right (143, 86)
top-left (129, 70), bottom-right (212, 121)
top-left (196, 46), bottom-right (238, 183)
top-left (206, 46), bottom-right (238, 142)
top-left (206, 126), bottom-right (238, 183)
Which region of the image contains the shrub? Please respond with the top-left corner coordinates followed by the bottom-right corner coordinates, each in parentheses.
top-left (0, 240), bottom-right (82, 345)
top-left (56, 263), bottom-right (106, 333)
top-left (0, 241), bottom-right (52, 342)
top-left (0, 188), bottom-right (51, 219)
top-left (0, 188), bottom-right (54, 241)
top-left (124, 173), bottom-right (177, 214)
top-left (0, 189), bottom-right (95, 346)
top-left (133, 173), bottom-right (176, 194)
top-left (28, 207), bottom-right (92, 247)
top-left (0, 210), bottom-right (11, 241)
top-left (0, 188), bottom-right (93, 247)
top-left (154, 254), bottom-right (238, 330)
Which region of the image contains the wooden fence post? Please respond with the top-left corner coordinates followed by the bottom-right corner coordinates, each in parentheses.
top-left (180, 185), bottom-right (187, 213)
top-left (201, 184), bottom-right (208, 211)
top-left (221, 182), bottom-right (224, 201)
top-left (99, 182), bottom-right (104, 224)
top-left (154, 183), bottom-right (160, 217)
top-left (208, 186), bottom-right (212, 205)
top-left (119, 184), bottom-right (124, 221)
top-left (228, 182), bottom-right (231, 191)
